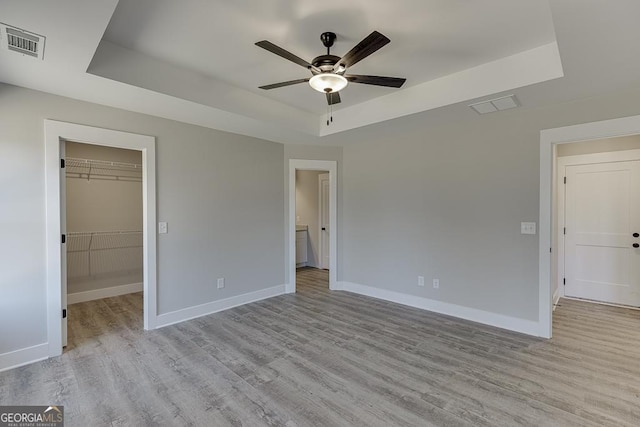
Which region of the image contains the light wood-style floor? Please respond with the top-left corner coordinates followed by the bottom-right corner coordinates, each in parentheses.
top-left (2, 268), bottom-right (640, 426)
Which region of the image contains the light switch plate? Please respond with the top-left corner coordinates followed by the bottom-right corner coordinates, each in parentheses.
top-left (158, 222), bottom-right (168, 234)
top-left (521, 222), bottom-right (536, 235)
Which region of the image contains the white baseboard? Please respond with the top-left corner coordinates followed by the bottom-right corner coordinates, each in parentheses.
top-left (0, 343), bottom-right (49, 373)
top-left (337, 281), bottom-right (540, 337)
top-left (68, 282), bottom-right (143, 304)
top-left (553, 287), bottom-right (561, 311)
top-left (156, 284), bottom-right (286, 328)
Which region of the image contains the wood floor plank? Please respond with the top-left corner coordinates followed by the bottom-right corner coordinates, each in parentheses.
top-left (2, 268), bottom-right (640, 426)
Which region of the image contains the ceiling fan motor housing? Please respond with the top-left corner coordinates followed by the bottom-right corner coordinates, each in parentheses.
top-left (311, 55), bottom-right (342, 73)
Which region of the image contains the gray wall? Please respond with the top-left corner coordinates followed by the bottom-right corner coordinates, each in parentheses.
top-left (4, 77), bottom-right (640, 360)
top-left (338, 87), bottom-right (640, 322)
top-left (0, 83), bottom-right (285, 355)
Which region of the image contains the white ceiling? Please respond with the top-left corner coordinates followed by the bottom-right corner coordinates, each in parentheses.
top-left (1, 0), bottom-right (640, 144)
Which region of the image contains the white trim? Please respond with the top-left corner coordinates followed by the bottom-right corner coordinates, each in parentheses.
top-left (553, 287), bottom-right (560, 311)
top-left (45, 120), bottom-right (157, 359)
top-left (156, 285), bottom-right (286, 328)
top-left (288, 160), bottom-right (337, 293)
top-left (0, 343), bottom-right (49, 373)
top-left (318, 173), bottom-right (330, 271)
top-left (338, 281), bottom-right (540, 337)
top-left (562, 296), bottom-right (640, 311)
top-left (68, 282), bottom-right (143, 305)
top-left (539, 114), bottom-right (640, 339)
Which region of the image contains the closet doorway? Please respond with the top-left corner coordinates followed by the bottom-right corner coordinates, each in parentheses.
top-left (45, 120), bottom-right (157, 358)
top-left (64, 142), bottom-right (144, 345)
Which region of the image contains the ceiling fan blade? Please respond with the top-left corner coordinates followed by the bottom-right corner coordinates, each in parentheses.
top-left (334, 31), bottom-right (390, 71)
top-left (326, 92), bottom-right (341, 105)
top-left (345, 74), bottom-right (406, 88)
top-left (259, 78), bottom-right (309, 90)
top-left (256, 40), bottom-right (319, 72)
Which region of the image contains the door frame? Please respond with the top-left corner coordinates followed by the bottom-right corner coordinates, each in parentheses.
top-left (45, 120), bottom-right (157, 357)
top-left (288, 160), bottom-right (337, 292)
top-left (556, 150), bottom-right (640, 301)
top-left (318, 173), bottom-right (330, 270)
top-left (539, 114), bottom-right (640, 338)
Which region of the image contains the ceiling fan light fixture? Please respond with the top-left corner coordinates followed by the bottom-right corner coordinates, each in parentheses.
top-left (309, 73), bottom-right (348, 93)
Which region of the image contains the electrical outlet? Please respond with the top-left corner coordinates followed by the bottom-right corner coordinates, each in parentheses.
top-left (521, 222), bottom-right (536, 235)
top-left (217, 278), bottom-right (225, 289)
top-left (433, 279), bottom-right (439, 289)
top-left (418, 276), bottom-right (425, 287)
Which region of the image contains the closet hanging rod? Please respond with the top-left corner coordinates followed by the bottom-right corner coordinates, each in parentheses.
top-left (65, 157), bottom-right (142, 170)
top-left (65, 157), bottom-right (142, 181)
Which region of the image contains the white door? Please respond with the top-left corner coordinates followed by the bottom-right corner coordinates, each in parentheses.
top-left (564, 160), bottom-right (640, 306)
top-left (319, 173), bottom-right (330, 270)
top-left (61, 145), bottom-right (68, 347)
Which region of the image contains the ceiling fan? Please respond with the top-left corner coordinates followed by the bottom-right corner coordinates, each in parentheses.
top-left (255, 31), bottom-right (406, 107)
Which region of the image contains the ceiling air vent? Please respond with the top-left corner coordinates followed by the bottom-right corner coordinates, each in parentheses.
top-left (469, 94), bottom-right (519, 115)
top-left (0, 23), bottom-right (45, 60)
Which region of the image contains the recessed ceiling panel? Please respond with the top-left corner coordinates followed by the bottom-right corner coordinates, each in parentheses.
top-left (101, 0), bottom-right (557, 115)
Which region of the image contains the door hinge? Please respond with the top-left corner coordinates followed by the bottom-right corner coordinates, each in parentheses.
top-left (563, 278), bottom-right (566, 285)
top-left (60, 158), bottom-right (65, 168)
top-left (61, 234), bottom-right (66, 244)
top-left (62, 309), bottom-right (67, 319)
top-left (563, 227), bottom-right (566, 235)
top-left (564, 176), bottom-right (566, 184)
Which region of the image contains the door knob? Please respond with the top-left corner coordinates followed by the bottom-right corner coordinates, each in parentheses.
top-left (634, 233), bottom-right (640, 238)
top-left (634, 243), bottom-right (640, 248)
top-left (322, 227), bottom-right (326, 231)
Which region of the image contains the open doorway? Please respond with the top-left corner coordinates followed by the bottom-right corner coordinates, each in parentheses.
top-left (45, 120), bottom-right (157, 359)
top-left (64, 142), bottom-right (144, 349)
top-left (295, 170), bottom-right (329, 292)
top-left (554, 137), bottom-right (640, 309)
top-left (539, 114), bottom-right (640, 338)
top-left (287, 160), bottom-right (337, 293)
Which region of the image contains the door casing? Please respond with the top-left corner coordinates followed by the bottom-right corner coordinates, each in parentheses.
top-left (318, 173), bottom-right (330, 270)
top-left (45, 120), bottom-right (157, 357)
top-left (288, 160), bottom-right (337, 293)
top-left (540, 114), bottom-right (640, 339)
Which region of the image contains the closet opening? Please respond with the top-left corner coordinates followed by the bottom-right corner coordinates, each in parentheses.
top-left (45, 120), bottom-right (157, 358)
top-left (63, 142), bottom-right (144, 348)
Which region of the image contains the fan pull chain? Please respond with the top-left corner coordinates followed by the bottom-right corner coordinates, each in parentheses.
top-left (327, 101), bottom-right (329, 126)
top-left (326, 93), bottom-right (334, 126)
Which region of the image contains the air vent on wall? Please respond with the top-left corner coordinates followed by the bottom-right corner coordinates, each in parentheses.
top-left (0, 23), bottom-right (45, 60)
top-left (469, 94), bottom-right (519, 115)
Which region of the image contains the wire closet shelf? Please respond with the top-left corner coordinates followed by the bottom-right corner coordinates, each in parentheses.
top-left (65, 157), bottom-right (142, 182)
top-left (67, 230), bottom-right (143, 278)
